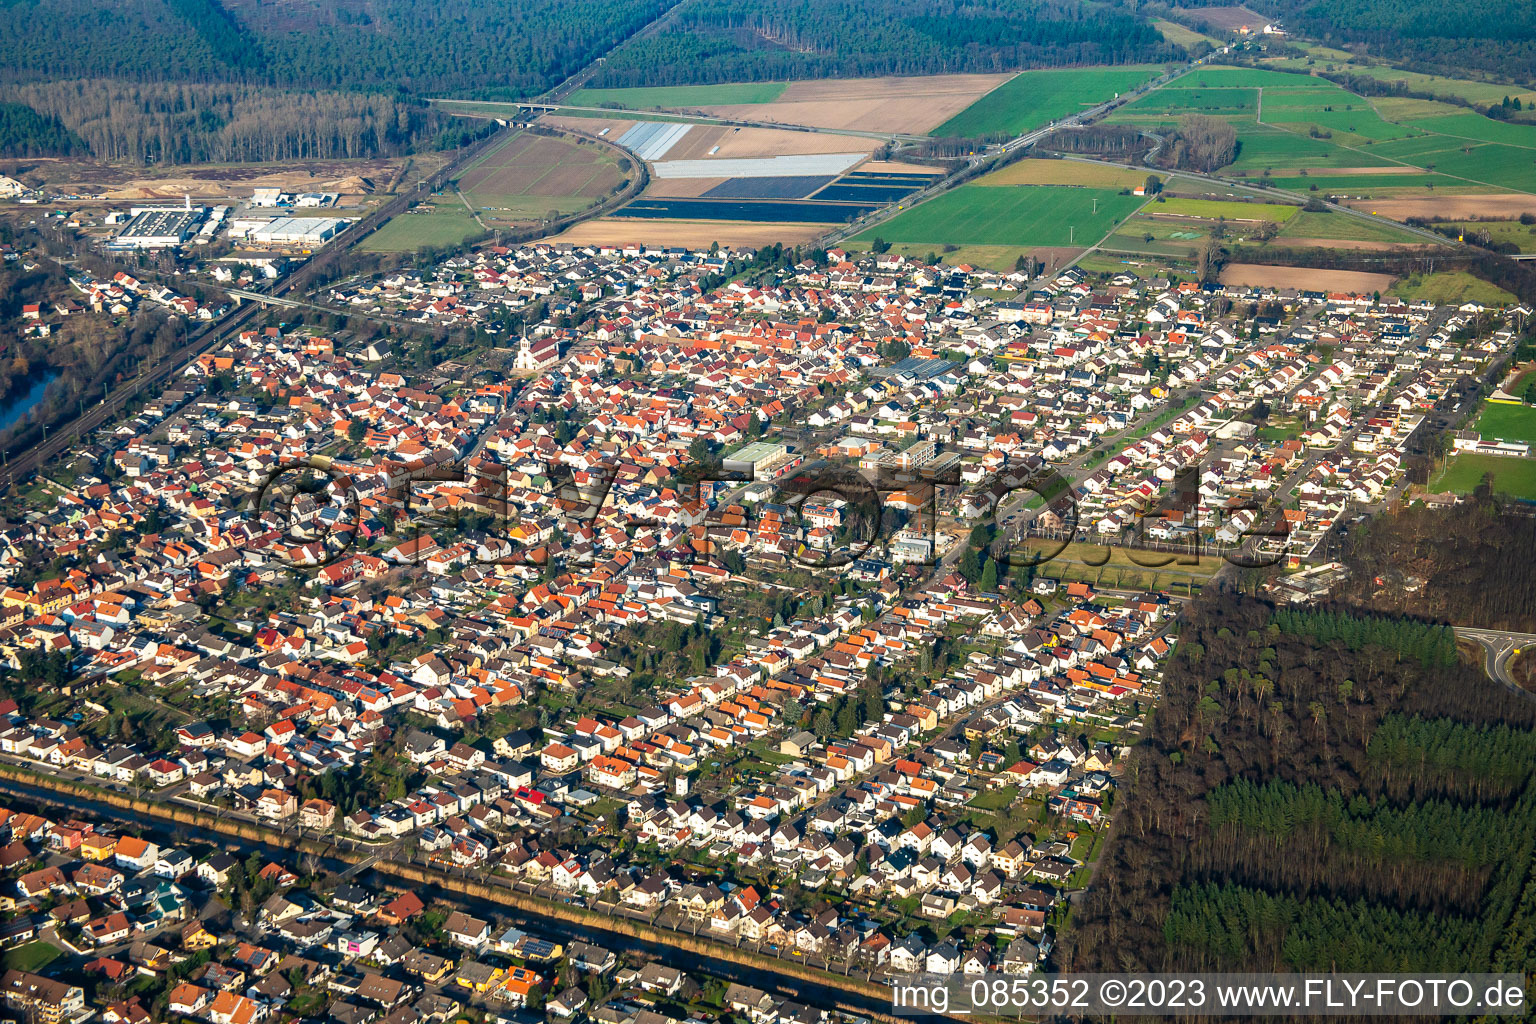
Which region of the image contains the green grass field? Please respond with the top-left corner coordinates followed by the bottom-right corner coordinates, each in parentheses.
top-left (855, 185), bottom-right (1146, 248)
top-left (1475, 403), bottom-right (1536, 445)
top-left (1430, 453), bottom-right (1536, 499)
top-left (1277, 209), bottom-right (1428, 242)
top-left (359, 202), bottom-right (484, 252)
top-left (1108, 64), bottom-right (1536, 194)
top-left (1390, 270), bottom-right (1517, 305)
top-left (1265, 49), bottom-right (1536, 108)
top-left (3, 942), bottom-right (61, 973)
top-left (933, 66), bottom-right (1166, 138)
top-left (567, 82), bottom-right (788, 108)
top-left (1154, 197), bottom-right (1299, 221)
top-left (1445, 220), bottom-right (1536, 252)
top-left (1258, 173), bottom-right (1469, 194)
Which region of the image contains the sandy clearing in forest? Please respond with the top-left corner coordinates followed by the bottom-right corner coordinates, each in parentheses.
top-left (552, 217), bottom-right (829, 248)
top-left (1189, 5), bottom-right (1269, 31)
top-left (1345, 194), bottom-right (1536, 219)
top-left (1219, 262), bottom-right (1397, 291)
top-left (698, 73), bottom-right (1010, 133)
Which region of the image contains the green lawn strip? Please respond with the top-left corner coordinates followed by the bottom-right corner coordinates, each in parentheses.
top-left (1474, 403), bottom-right (1536, 444)
top-left (359, 207), bottom-right (483, 252)
top-left (1429, 453), bottom-right (1536, 498)
top-left (3, 942), bottom-right (62, 973)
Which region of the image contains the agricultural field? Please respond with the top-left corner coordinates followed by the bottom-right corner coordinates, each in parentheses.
top-left (1390, 270), bottom-right (1517, 305)
top-left (613, 198), bottom-right (873, 222)
top-left (1264, 48), bottom-right (1536, 108)
top-left (1474, 402), bottom-right (1536, 445)
top-left (980, 159), bottom-right (1153, 189)
top-left (932, 66), bottom-right (1167, 139)
top-left (699, 74), bottom-right (1011, 134)
top-left (1153, 18), bottom-right (1222, 50)
top-left (1154, 197), bottom-right (1300, 221)
top-left (457, 132), bottom-right (628, 228)
top-left (1430, 453), bottom-right (1536, 499)
top-left (1443, 219), bottom-right (1536, 252)
top-left (1275, 209), bottom-right (1432, 244)
top-left (359, 199), bottom-right (484, 253)
top-left (608, 168), bottom-right (923, 227)
top-left (568, 82), bottom-right (788, 109)
top-left (553, 217), bottom-right (829, 248)
top-left (1103, 216), bottom-right (1211, 257)
top-left (1114, 85), bottom-right (1260, 121)
top-left (854, 185), bottom-right (1146, 248)
top-left (1259, 172), bottom-right (1472, 196)
top-left (1112, 65), bottom-right (1536, 195)
top-left (1218, 263), bottom-right (1397, 292)
top-left (1346, 195), bottom-right (1536, 219)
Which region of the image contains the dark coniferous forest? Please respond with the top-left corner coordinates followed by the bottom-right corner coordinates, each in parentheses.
top-left (591, 0), bottom-right (1180, 87)
top-left (1065, 502), bottom-right (1536, 975)
top-left (1173, 0), bottom-right (1536, 82)
top-left (0, 0), bottom-right (1183, 162)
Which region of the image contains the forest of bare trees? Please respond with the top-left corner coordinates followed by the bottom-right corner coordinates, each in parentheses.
top-left (1, 81), bottom-right (446, 164)
top-left (1160, 113), bottom-right (1238, 172)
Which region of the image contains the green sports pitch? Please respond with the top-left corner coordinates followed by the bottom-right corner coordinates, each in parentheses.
top-left (854, 185), bottom-right (1147, 248)
top-left (1475, 402), bottom-right (1536, 445)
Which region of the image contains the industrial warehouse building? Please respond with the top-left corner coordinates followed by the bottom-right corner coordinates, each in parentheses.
top-left (112, 206), bottom-right (206, 249)
top-left (231, 217), bottom-right (349, 246)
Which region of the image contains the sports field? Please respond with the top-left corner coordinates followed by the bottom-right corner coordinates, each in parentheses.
top-left (933, 66), bottom-right (1166, 139)
top-left (1474, 403), bottom-right (1536, 445)
top-left (360, 201), bottom-right (484, 252)
top-left (853, 185), bottom-right (1145, 247)
top-left (568, 83), bottom-right (788, 108)
top-left (1430, 453), bottom-right (1536, 499)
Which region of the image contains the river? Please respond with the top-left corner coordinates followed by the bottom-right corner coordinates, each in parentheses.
top-left (0, 371), bottom-right (60, 433)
